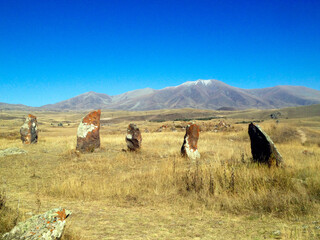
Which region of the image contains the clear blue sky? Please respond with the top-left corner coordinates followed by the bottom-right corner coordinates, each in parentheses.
top-left (0, 0), bottom-right (319, 106)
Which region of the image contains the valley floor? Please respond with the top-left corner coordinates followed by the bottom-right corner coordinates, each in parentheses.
top-left (1, 110), bottom-right (320, 239)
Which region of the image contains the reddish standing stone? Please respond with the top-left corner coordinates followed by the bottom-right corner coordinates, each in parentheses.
top-left (126, 123), bottom-right (142, 151)
top-left (76, 110), bottom-right (101, 152)
top-left (248, 123), bottom-right (283, 167)
top-left (20, 114), bottom-right (38, 144)
top-left (181, 123), bottom-right (200, 160)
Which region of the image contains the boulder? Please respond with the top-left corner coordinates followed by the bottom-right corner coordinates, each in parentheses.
top-left (76, 110), bottom-right (101, 152)
top-left (2, 207), bottom-right (71, 240)
top-left (270, 112), bottom-right (281, 119)
top-left (0, 148), bottom-right (27, 157)
top-left (126, 123), bottom-right (142, 151)
top-left (20, 114), bottom-right (38, 144)
top-left (248, 123), bottom-right (283, 167)
top-left (181, 123), bottom-right (200, 160)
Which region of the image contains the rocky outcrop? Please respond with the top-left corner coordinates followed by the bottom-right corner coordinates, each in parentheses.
top-left (181, 123), bottom-right (200, 160)
top-left (76, 110), bottom-right (101, 152)
top-left (20, 114), bottom-right (38, 144)
top-left (0, 148), bottom-right (27, 157)
top-left (126, 123), bottom-right (142, 151)
top-left (248, 123), bottom-right (283, 167)
top-left (2, 207), bottom-right (71, 240)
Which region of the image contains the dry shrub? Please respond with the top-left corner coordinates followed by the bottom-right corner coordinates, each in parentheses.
top-left (0, 189), bottom-right (17, 235)
top-left (174, 158), bottom-right (319, 218)
top-left (0, 132), bottom-right (20, 140)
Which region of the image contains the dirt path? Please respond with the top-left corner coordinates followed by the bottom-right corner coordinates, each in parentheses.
top-left (297, 129), bottom-right (307, 144)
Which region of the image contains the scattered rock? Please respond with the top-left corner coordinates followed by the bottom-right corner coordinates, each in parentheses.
top-left (0, 148), bottom-right (27, 157)
top-left (171, 127), bottom-right (177, 132)
top-left (20, 114), bottom-right (38, 144)
top-left (126, 123), bottom-right (142, 151)
top-left (181, 123), bottom-right (200, 160)
top-left (302, 150), bottom-right (315, 156)
top-left (76, 110), bottom-right (101, 152)
top-left (270, 112), bottom-right (281, 119)
top-left (2, 207), bottom-right (71, 240)
top-left (248, 123), bottom-right (283, 167)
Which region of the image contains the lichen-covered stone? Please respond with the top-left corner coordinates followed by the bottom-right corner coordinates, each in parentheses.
top-left (20, 114), bottom-right (38, 144)
top-left (181, 123), bottom-right (200, 160)
top-left (126, 123), bottom-right (142, 151)
top-left (0, 148), bottom-right (27, 157)
top-left (76, 110), bottom-right (101, 152)
top-left (248, 123), bottom-right (283, 167)
top-left (2, 207), bottom-right (71, 240)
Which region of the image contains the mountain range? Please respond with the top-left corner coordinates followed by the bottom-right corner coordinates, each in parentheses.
top-left (2, 80), bottom-right (320, 111)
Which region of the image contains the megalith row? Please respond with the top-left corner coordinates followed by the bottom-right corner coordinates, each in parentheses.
top-left (18, 111), bottom-right (283, 166)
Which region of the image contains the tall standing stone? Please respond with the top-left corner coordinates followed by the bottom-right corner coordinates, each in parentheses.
top-left (181, 123), bottom-right (200, 160)
top-left (126, 123), bottom-right (142, 151)
top-left (20, 114), bottom-right (38, 144)
top-left (76, 110), bottom-right (101, 152)
top-left (248, 123), bottom-right (283, 167)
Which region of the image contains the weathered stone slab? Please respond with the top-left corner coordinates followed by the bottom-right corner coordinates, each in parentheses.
top-left (20, 114), bottom-right (38, 144)
top-left (248, 123), bottom-right (283, 167)
top-left (0, 148), bottom-right (27, 157)
top-left (126, 123), bottom-right (142, 151)
top-left (76, 110), bottom-right (101, 152)
top-left (2, 207), bottom-right (71, 240)
top-left (181, 123), bottom-right (200, 160)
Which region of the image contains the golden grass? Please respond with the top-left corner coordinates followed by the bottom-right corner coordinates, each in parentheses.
top-left (1, 111), bottom-right (320, 239)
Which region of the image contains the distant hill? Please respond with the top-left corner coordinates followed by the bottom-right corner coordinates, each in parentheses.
top-left (40, 79), bottom-right (320, 111)
top-left (2, 80), bottom-right (320, 111)
top-left (0, 102), bottom-right (35, 111)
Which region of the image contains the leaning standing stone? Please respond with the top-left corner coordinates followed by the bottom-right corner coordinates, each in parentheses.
top-left (181, 123), bottom-right (200, 160)
top-left (2, 207), bottom-right (71, 240)
top-left (126, 123), bottom-right (142, 151)
top-left (248, 123), bottom-right (283, 167)
top-left (76, 110), bottom-right (101, 152)
top-left (20, 114), bottom-right (38, 144)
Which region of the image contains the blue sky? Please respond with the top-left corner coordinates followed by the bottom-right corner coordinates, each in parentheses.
top-left (0, 0), bottom-right (319, 106)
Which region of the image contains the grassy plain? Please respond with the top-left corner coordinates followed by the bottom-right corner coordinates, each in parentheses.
top-left (0, 106), bottom-right (320, 239)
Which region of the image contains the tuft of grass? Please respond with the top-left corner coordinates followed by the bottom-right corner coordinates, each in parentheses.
top-left (267, 124), bottom-right (299, 143)
top-left (0, 189), bottom-right (17, 235)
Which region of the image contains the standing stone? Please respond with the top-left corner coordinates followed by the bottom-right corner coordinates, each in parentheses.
top-left (126, 123), bottom-right (142, 151)
top-left (248, 123), bottom-right (283, 167)
top-left (76, 110), bottom-right (101, 152)
top-left (2, 207), bottom-right (71, 240)
top-left (20, 114), bottom-right (38, 144)
top-left (181, 123), bottom-right (200, 160)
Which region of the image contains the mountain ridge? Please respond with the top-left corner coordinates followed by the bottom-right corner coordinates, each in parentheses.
top-left (2, 79), bottom-right (320, 111)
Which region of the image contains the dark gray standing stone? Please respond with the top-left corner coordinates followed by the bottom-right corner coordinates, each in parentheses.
top-left (248, 123), bottom-right (283, 167)
top-left (126, 123), bottom-right (142, 151)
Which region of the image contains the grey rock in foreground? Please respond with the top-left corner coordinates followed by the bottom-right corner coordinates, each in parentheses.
top-left (2, 207), bottom-right (71, 240)
top-left (0, 148), bottom-right (27, 157)
top-left (248, 123), bottom-right (283, 167)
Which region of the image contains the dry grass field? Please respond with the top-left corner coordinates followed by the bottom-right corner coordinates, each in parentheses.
top-left (1, 107), bottom-right (320, 239)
